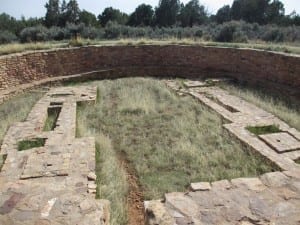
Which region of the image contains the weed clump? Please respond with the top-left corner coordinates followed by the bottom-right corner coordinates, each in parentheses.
top-left (246, 125), bottom-right (281, 135)
top-left (18, 138), bottom-right (46, 151)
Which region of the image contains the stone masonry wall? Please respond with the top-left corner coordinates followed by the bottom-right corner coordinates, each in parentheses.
top-left (0, 45), bottom-right (299, 99)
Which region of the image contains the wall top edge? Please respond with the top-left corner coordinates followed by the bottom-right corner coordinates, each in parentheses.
top-left (0, 44), bottom-right (299, 60)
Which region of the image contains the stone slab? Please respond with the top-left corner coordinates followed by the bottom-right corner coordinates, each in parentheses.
top-left (190, 182), bottom-right (211, 191)
top-left (183, 80), bottom-right (206, 88)
top-left (259, 132), bottom-right (300, 153)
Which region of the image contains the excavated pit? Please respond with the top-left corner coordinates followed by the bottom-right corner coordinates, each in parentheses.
top-left (0, 45), bottom-right (300, 225)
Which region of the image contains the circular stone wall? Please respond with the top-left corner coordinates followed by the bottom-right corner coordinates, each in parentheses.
top-left (0, 45), bottom-right (299, 101)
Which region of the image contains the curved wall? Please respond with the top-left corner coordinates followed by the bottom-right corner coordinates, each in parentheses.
top-left (0, 45), bottom-right (299, 100)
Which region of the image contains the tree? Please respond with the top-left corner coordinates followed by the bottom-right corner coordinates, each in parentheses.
top-left (231, 0), bottom-right (242, 20)
top-left (65, 0), bottom-right (80, 24)
top-left (79, 10), bottom-right (98, 26)
top-left (45, 0), bottom-right (60, 27)
top-left (230, 0), bottom-right (285, 24)
top-left (0, 13), bottom-right (18, 33)
top-left (266, 0), bottom-right (285, 23)
top-left (155, 0), bottom-right (181, 27)
top-left (61, 0), bottom-right (67, 12)
top-left (179, 0), bottom-right (207, 27)
top-left (215, 5), bottom-right (231, 24)
top-left (98, 7), bottom-right (128, 27)
top-left (127, 4), bottom-right (154, 26)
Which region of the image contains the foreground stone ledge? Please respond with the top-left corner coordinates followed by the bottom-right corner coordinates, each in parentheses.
top-left (145, 171), bottom-right (300, 225)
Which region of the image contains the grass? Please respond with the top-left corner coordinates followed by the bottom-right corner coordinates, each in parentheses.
top-left (0, 91), bottom-right (44, 146)
top-left (43, 107), bottom-right (61, 131)
top-left (220, 84), bottom-right (300, 131)
top-left (246, 125), bottom-right (281, 135)
top-left (1, 39), bottom-right (300, 55)
top-left (0, 41), bottom-right (68, 55)
top-left (18, 138), bottom-right (46, 151)
top-left (77, 103), bottom-right (128, 225)
top-left (76, 78), bottom-right (274, 205)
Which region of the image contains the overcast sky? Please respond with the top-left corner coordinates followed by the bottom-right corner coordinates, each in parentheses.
top-left (0, 0), bottom-right (299, 19)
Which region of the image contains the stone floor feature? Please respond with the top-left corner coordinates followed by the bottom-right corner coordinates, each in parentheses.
top-left (259, 132), bottom-right (300, 153)
top-left (0, 86), bottom-right (110, 225)
top-left (149, 79), bottom-right (300, 225)
top-left (164, 79), bottom-right (300, 171)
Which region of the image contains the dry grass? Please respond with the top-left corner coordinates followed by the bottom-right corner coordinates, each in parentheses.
top-left (0, 91), bottom-right (44, 145)
top-left (76, 102), bottom-right (128, 225)
top-left (221, 84), bottom-right (300, 131)
top-left (1, 39), bottom-right (299, 56)
top-left (76, 78), bottom-right (274, 204)
top-left (0, 42), bottom-right (68, 55)
top-left (0, 91), bottom-right (43, 169)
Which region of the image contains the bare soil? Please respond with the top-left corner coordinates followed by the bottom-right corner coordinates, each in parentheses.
top-left (118, 151), bottom-right (145, 225)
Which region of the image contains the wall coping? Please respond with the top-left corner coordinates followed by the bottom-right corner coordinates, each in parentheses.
top-left (0, 44), bottom-right (299, 60)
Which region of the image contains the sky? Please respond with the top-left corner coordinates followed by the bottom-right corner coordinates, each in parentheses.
top-left (0, 0), bottom-right (299, 19)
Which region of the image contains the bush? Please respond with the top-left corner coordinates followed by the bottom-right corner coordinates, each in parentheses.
top-left (213, 21), bottom-right (249, 43)
top-left (20, 25), bottom-right (49, 43)
top-left (195, 29), bottom-right (203, 38)
top-left (104, 21), bottom-right (122, 39)
top-left (214, 23), bottom-right (236, 42)
top-left (0, 30), bottom-right (17, 44)
top-left (48, 26), bottom-right (65, 41)
top-left (6, 21), bottom-right (300, 44)
top-left (65, 23), bottom-right (85, 39)
top-left (232, 31), bottom-right (248, 43)
top-left (262, 27), bottom-right (284, 42)
top-left (81, 26), bottom-right (99, 39)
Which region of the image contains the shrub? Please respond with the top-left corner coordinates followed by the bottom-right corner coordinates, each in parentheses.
top-left (48, 26), bottom-right (65, 41)
top-left (19, 25), bottom-right (49, 43)
top-left (0, 30), bottom-right (17, 44)
top-left (214, 23), bottom-right (236, 42)
top-left (65, 23), bottom-right (85, 39)
top-left (194, 29), bottom-right (203, 38)
top-left (81, 26), bottom-right (99, 39)
top-left (233, 30), bottom-right (248, 43)
top-left (262, 27), bottom-right (284, 42)
top-left (104, 21), bottom-right (122, 39)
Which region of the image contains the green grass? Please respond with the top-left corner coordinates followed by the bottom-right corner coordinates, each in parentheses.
top-left (246, 125), bottom-right (281, 135)
top-left (220, 84), bottom-right (300, 131)
top-left (0, 91), bottom-right (44, 146)
top-left (18, 138), bottom-right (46, 151)
top-left (77, 103), bottom-right (128, 225)
top-left (95, 136), bottom-right (128, 225)
top-left (1, 39), bottom-right (299, 56)
top-left (295, 158), bottom-right (300, 164)
top-left (76, 78), bottom-right (274, 203)
top-left (43, 107), bottom-right (61, 131)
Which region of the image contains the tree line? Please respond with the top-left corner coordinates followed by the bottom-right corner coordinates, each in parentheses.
top-left (42, 0), bottom-right (300, 27)
top-left (0, 0), bottom-right (299, 44)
